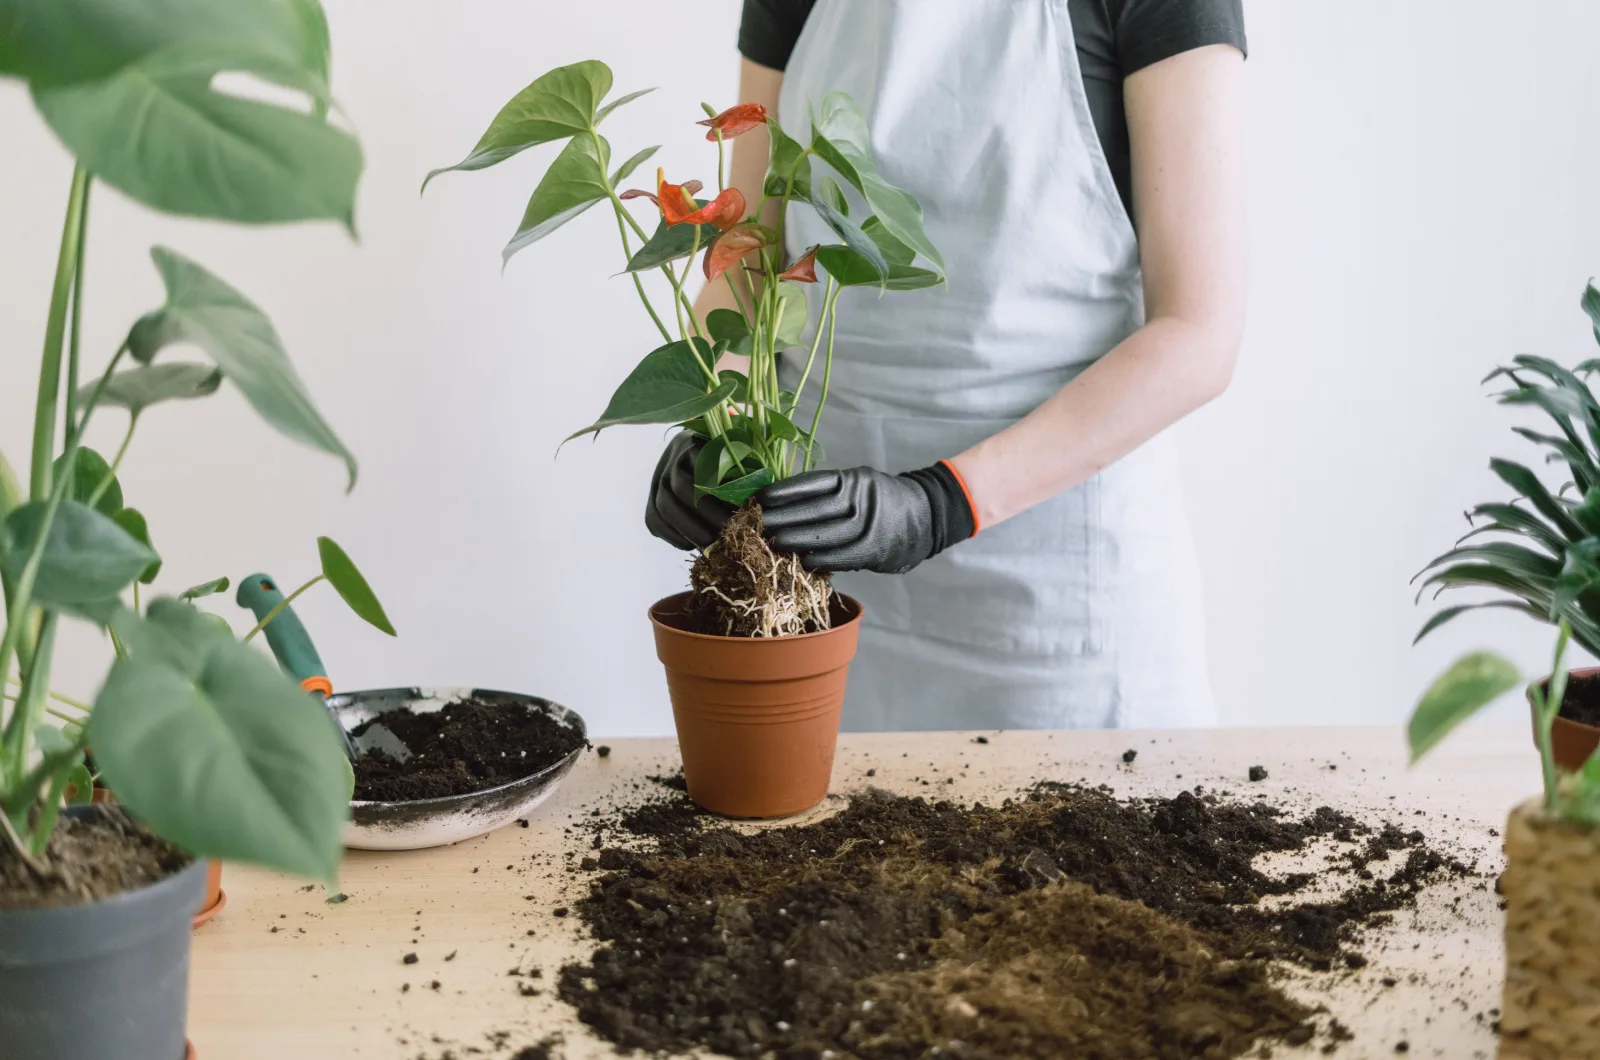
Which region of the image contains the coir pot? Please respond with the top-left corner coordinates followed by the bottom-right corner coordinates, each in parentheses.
top-left (0, 807), bottom-right (209, 1060)
top-left (1527, 666), bottom-right (1600, 771)
top-left (650, 591), bottom-right (863, 818)
top-left (1497, 798), bottom-right (1600, 1058)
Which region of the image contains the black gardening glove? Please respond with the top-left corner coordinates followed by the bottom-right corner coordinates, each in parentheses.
top-left (644, 432), bottom-right (733, 550)
top-left (759, 462), bottom-right (978, 573)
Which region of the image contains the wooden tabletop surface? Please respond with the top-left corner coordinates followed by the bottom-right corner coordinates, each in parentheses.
top-left (188, 723), bottom-right (1539, 1060)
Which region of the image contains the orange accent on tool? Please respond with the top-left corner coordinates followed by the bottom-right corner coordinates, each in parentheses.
top-left (938, 459), bottom-right (982, 536)
top-left (300, 675), bottom-right (334, 697)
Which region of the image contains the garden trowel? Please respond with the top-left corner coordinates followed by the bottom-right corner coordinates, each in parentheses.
top-left (236, 573), bottom-right (412, 763)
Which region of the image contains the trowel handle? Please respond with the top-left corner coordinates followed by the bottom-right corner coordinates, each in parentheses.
top-left (236, 572), bottom-right (333, 697)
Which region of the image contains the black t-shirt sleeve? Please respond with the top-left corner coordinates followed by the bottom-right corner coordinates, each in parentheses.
top-left (738, 0), bottom-right (816, 71)
top-left (1112, 0), bottom-right (1247, 76)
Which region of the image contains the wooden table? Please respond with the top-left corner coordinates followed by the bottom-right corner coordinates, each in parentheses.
top-left (189, 724), bottom-right (1538, 1060)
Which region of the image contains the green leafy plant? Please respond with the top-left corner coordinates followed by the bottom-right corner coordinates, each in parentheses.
top-left (0, 0), bottom-right (379, 885)
top-left (423, 61), bottom-right (945, 507)
top-left (1414, 283), bottom-right (1600, 655)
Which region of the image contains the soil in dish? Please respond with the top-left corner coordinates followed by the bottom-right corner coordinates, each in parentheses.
top-left (0, 806), bottom-right (191, 910)
top-left (559, 780), bottom-right (1474, 1059)
top-left (1557, 670), bottom-right (1600, 726)
top-left (352, 695), bottom-right (584, 801)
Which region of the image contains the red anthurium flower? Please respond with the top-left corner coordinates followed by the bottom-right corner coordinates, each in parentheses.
top-left (697, 102), bottom-right (768, 141)
top-left (660, 179), bottom-right (747, 231)
top-left (777, 245), bottom-right (820, 283)
top-left (704, 223), bottom-right (772, 282)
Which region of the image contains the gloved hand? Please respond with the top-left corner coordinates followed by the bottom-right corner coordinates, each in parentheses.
top-left (759, 462), bottom-right (978, 573)
top-left (644, 432), bottom-right (733, 550)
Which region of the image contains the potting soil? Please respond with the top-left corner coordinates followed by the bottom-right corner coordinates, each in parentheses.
top-left (351, 696), bottom-right (585, 801)
top-left (1557, 670), bottom-right (1600, 727)
top-left (558, 780), bottom-right (1473, 1059)
top-left (0, 806), bottom-right (190, 910)
top-left (689, 504), bottom-right (834, 638)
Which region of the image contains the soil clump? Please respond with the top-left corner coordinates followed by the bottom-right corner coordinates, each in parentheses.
top-left (352, 695), bottom-right (584, 801)
top-left (0, 806), bottom-right (191, 910)
top-left (559, 780), bottom-right (1473, 1059)
top-left (1556, 669), bottom-right (1600, 726)
top-left (689, 504), bottom-right (833, 638)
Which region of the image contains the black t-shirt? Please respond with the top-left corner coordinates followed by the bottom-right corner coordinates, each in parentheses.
top-left (739, 0), bottom-right (1247, 219)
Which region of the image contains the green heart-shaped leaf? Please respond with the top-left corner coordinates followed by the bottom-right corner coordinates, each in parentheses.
top-left (568, 339), bottom-right (735, 440)
top-left (111, 507), bottom-right (162, 585)
top-left (815, 245), bottom-right (944, 291)
top-left (764, 117), bottom-right (811, 199)
top-left (422, 60), bottom-right (611, 189)
top-left (503, 134), bottom-right (610, 264)
top-left (317, 535), bottom-right (395, 636)
top-left (1407, 651), bottom-right (1522, 764)
top-left (610, 144), bottom-right (660, 186)
top-left (126, 247), bottom-right (356, 489)
top-left (624, 211), bottom-right (722, 273)
top-left (0, 500), bottom-right (157, 607)
top-left (52, 446), bottom-right (122, 517)
top-left (86, 362), bottom-right (223, 415)
top-left (811, 197), bottom-right (887, 281)
top-left (179, 576), bottom-right (231, 601)
top-left (773, 282), bottom-right (810, 348)
top-left (699, 467), bottom-right (775, 506)
top-left (91, 598), bottom-right (350, 882)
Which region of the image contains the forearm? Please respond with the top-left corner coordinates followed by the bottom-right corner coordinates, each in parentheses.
top-left (949, 316), bottom-right (1237, 529)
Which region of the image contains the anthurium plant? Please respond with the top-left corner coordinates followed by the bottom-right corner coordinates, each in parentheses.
top-left (0, 0), bottom-right (379, 886)
top-left (423, 60), bottom-right (945, 510)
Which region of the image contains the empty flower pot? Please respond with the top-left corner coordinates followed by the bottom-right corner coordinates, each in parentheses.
top-left (650, 592), bottom-right (862, 818)
top-left (1497, 798), bottom-right (1600, 1058)
top-left (1528, 667), bottom-right (1600, 771)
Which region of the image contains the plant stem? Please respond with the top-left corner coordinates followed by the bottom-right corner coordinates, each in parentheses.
top-left (4, 678), bottom-right (90, 713)
top-left (715, 130), bottom-right (726, 192)
top-left (2, 615), bottom-right (56, 783)
top-left (804, 283), bottom-right (844, 473)
top-left (0, 802), bottom-right (46, 875)
top-left (29, 166), bottom-right (90, 503)
top-left (243, 575), bottom-right (325, 643)
top-left (63, 178), bottom-right (92, 444)
top-left (132, 582), bottom-right (141, 617)
top-left (1535, 619), bottom-right (1572, 810)
top-left (86, 412), bottom-right (137, 510)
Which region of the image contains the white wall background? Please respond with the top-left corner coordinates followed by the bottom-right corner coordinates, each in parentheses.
top-left (3, 1), bottom-right (1599, 736)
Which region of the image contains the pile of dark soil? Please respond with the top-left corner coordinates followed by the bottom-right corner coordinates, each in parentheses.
top-left (1557, 670), bottom-right (1600, 726)
top-left (352, 695), bottom-right (584, 802)
top-left (689, 504), bottom-right (833, 638)
top-left (0, 806), bottom-right (190, 910)
top-left (558, 782), bottom-right (1473, 1059)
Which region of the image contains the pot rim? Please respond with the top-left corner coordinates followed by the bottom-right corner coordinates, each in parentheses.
top-left (648, 591), bottom-right (863, 643)
top-left (1529, 666), bottom-right (1600, 732)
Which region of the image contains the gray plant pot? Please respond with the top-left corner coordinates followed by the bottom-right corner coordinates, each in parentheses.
top-left (0, 809), bottom-right (207, 1060)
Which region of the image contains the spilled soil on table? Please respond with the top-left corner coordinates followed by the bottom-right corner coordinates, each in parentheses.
top-left (558, 779), bottom-right (1474, 1059)
top-left (351, 695), bottom-right (585, 801)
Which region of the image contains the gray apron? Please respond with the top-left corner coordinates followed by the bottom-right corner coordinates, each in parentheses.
top-left (779, 0), bottom-right (1215, 731)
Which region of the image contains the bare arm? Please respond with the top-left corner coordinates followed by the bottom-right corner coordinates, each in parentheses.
top-left (948, 44), bottom-right (1248, 529)
top-left (695, 58), bottom-right (785, 330)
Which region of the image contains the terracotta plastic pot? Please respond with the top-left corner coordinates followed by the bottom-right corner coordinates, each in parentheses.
top-left (1497, 798), bottom-right (1600, 1058)
top-left (0, 807), bottom-right (208, 1060)
top-left (1527, 667), bottom-right (1600, 772)
top-left (650, 592), bottom-right (863, 818)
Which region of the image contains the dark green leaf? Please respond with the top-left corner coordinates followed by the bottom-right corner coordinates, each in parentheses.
top-left (1490, 458), bottom-right (1584, 541)
top-left (126, 247), bottom-right (356, 489)
top-left (1583, 282), bottom-right (1600, 346)
top-left (33, 40), bottom-right (359, 227)
top-left (765, 407), bottom-right (813, 445)
top-left (1415, 563), bottom-right (1550, 609)
top-left (1461, 501), bottom-right (1567, 555)
top-left (1407, 651), bottom-right (1522, 763)
top-left (706, 308), bottom-right (751, 348)
top-left (596, 87), bottom-right (654, 124)
top-left (1574, 488), bottom-right (1600, 537)
top-left (317, 535), bottom-right (395, 636)
top-left (52, 446), bottom-right (122, 517)
top-left (422, 60), bottom-right (611, 188)
top-left (816, 176), bottom-right (849, 218)
top-left (693, 436), bottom-right (727, 493)
top-left (91, 598), bottom-right (350, 881)
top-left (815, 245), bottom-right (944, 291)
top-left (719, 368), bottom-right (750, 404)
top-left (1415, 542), bottom-right (1561, 584)
top-left (112, 507), bottom-right (162, 584)
top-left (810, 92), bottom-right (943, 271)
top-left (610, 144), bottom-right (659, 186)
top-left (764, 117), bottom-right (812, 199)
top-left (811, 201), bottom-right (886, 281)
top-left (179, 576), bottom-right (230, 601)
top-left (862, 215), bottom-right (915, 267)
top-left (567, 339), bottom-right (735, 439)
top-left (85, 362), bottom-right (222, 415)
top-left (0, 500), bottom-right (157, 607)
top-left (699, 466), bottom-right (775, 506)
top-left (1413, 600), bottom-right (1543, 645)
top-left (624, 211), bottom-right (721, 272)
top-left (503, 134), bottom-right (609, 263)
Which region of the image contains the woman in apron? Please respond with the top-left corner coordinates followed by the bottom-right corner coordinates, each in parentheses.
top-left (647, 0), bottom-right (1248, 732)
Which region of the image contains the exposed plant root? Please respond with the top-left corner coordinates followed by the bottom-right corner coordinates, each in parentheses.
top-left (690, 504), bottom-right (833, 637)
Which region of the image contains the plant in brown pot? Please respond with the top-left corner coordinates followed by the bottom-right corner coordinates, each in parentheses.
top-left (1410, 625), bottom-right (1600, 1058)
top-left (1, 1), bottom-right (374, 1057)
top-left (425, 61), bottom-right (945, 817)
top-left (1416, 285), bottom-right (1600, 770)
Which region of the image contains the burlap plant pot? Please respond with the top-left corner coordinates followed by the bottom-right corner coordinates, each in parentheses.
top-left (1498, 797), bottom-right (1600, 1059)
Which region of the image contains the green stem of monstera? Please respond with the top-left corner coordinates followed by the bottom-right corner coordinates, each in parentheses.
top-left (86, 413), bottom-right (138, 510)
top-left (804, 282), bottom-right (844, 474)
top-left (2, 614), bottom-right (56, 798)
top-left (64, 179), bottom-right (92, 445)
top-left (4, 678), bottom-right (91, 713)
top-left (242, 575), bottom-right (324, 644)
top-left (29, 167), bottom-right (90, 503)
top-left (1533, 619), bottom-right (1572, 811)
